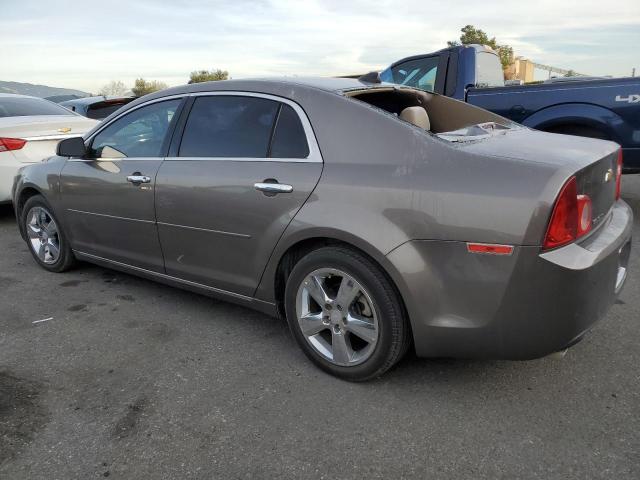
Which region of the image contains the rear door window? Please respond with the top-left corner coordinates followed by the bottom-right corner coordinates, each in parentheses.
top-left (179, 96), bottom-right (279, 158)
top-left (270, 104), bottom-right (309, 158)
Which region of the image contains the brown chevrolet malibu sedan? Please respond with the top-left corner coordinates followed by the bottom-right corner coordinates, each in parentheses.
top-left (12, 77), bottom-right (632, 380)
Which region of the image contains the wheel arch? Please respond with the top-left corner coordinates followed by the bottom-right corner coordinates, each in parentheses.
top-left (522, 103), bottom-right (622, 143)
top-left (260, 231), bottom-right (413, 343)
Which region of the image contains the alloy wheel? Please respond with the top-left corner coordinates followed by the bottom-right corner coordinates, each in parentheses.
top-left (295, 268), bottom-right (379, 366)
top-left (26, 206), bottom-right (61, 265)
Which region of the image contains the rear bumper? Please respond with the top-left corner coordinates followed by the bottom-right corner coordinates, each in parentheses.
top-left (387, 200), bottom-right (633, 359)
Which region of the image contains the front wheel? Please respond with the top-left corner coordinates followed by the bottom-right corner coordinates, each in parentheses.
top-left (21, 195), bottom-right (76, 272)
top-left (284, 246), bottom-right (410, 381)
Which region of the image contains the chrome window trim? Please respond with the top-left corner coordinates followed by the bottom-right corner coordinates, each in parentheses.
top-left (67, 156), bottom-right (163, 163)
top-left (173, 91), bottom-right (322, 164)
top-left (82, 91), bottom-right (322, 164)
top-left (163, 156), bottom-right (318, 163)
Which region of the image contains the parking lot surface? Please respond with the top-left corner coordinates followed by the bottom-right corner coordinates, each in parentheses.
top-left (1, 177), bottom-right (639, 480)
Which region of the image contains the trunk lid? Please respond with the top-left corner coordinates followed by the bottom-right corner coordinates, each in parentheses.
top-left (0, 115), bottom-right (98, 138)
top-left (576, 149), bottom-right (618, 231)
top-left (457, 127), bottom-right (620, 232)
top-left (0, 115), bottom-right (98, 163)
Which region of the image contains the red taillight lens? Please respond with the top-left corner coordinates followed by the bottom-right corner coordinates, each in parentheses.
top-left (0, 137), bottom-right (27, 152)
top-left (544, 177), bottom-right (578, 249)
top-left (543, 176), bottom-right (593, 250)
top-left (615, 149), bottom-right (622, 201)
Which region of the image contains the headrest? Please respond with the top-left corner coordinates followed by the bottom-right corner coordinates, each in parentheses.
top-left (399, 106), bottom-right (430, 131)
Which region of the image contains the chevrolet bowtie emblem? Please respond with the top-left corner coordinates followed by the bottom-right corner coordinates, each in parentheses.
top-left (604, 168), bottom-right (613, 182)
top-left (58, 127), bottom-right (72, 134)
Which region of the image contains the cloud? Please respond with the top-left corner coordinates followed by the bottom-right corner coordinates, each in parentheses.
top-left (0, 0), bottom-right (638, 91)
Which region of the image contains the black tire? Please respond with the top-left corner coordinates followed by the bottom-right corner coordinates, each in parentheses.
top-left (21, 195), bottom-right (76, 273)
top-left (284, 246), bottom-right (410, 381)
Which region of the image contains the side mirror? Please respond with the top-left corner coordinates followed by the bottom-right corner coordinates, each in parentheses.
top-left (56, 137), bottom-right (87, 157)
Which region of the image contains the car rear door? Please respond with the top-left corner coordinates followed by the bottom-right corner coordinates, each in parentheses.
top-left (59, 97), bottom-right (184, 272)
top-left (155, 92), bottom-right (323, 297)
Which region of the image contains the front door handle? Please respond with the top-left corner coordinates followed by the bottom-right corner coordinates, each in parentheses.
top-left (127, 174), bottom-right (151, 185)
top-left (254, 182), bottom-right (293, 194)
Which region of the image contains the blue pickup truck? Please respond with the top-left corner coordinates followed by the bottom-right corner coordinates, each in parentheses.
top-left (379, 44), bottom-right (640, 171)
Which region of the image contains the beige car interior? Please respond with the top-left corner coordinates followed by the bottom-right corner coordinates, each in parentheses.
top-left (399, 106), bottom-right (430, 131)
top-left (346, 87), bottom-right (511, 134)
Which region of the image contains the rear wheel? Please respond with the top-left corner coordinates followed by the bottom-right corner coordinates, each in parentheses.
top-left (284, 246), bottom-right (410, 381)
top-left (22, 195), bottom-right (75, 272)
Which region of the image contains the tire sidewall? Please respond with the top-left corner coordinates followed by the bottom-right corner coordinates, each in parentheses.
top-left (284, 247), bottom-right (402, 381)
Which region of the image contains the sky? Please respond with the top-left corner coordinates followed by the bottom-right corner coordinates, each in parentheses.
top-left (1, 0), bottom-right (639, 93)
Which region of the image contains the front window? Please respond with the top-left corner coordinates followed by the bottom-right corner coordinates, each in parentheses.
top-left (90, 99), bottom-right (180, 159)
top-left (0, 96), bottom-right (74, 118)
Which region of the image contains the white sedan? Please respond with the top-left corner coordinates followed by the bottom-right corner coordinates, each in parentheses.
top-left (0, 94), bottom-right (98, 203)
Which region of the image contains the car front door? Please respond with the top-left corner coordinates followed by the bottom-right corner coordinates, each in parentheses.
top-left (59, 97), bottom-right (183, 272)
top-left (155, 93), bottom-right (323, 297)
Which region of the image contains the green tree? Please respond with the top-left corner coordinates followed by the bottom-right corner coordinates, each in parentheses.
top-left (131, 78), bottom-right (167, 96)
top-left (497, 45), bottom-right (514, 72)
top-left (448, 25), bottom-right (513, 71)
top-left (188, 69), bottom-right (229, 84)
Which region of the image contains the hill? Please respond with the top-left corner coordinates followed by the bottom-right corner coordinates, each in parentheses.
top-left (0, 80), bottom-right (89, 99)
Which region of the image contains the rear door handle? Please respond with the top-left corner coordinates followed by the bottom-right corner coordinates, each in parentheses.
top-left (127, 174), bottom-right (151, 184)
top-left (254, 182), bottom-right (293, 194)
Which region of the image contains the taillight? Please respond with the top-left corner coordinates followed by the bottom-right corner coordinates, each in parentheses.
top-left (0, 137), bottom-right (27, 152)
top-left (543, 176), bottom-right (593, 250)
top-left (615, 149), bottom-right (622, 201)
top-left (577, 194), bottom-right (592, 236)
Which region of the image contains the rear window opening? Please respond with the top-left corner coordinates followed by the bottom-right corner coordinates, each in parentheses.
top-left (0, 96), bottom-right (75, 118)
top-left (345, 87), bottom-right (515, 141)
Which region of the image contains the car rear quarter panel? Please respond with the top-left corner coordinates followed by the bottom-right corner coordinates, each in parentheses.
top-left (254, 88), bottom-right (568, 305)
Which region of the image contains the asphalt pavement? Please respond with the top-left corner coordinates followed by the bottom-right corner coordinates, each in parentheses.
top-left (1, 176), bottom-right (639, 479)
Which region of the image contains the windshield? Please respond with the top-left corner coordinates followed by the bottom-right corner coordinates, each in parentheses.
top-left (476, 52), bottom-right (505, 87)
top-left (0, 96), bottom-right (75, 118)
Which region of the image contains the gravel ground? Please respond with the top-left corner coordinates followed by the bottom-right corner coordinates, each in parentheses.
top-left (1, 176), bottom-right (639, 480)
